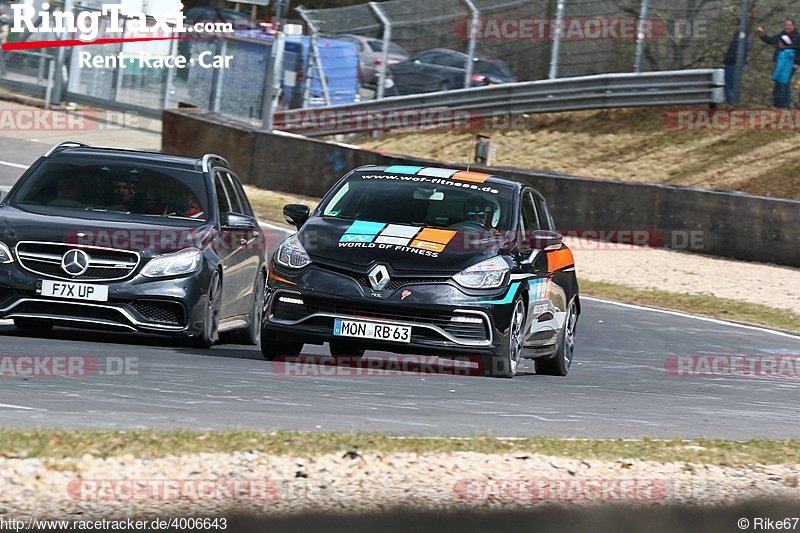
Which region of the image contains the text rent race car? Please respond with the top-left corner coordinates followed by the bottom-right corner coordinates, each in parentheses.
top-left (0, 142), bottom-right (266, 348)
top-left (261, 165), bottom-right (579, 378)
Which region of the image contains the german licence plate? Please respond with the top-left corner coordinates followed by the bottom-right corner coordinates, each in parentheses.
top-left (39, 280), bottom-right (109, 302)
top-left (333, 319), bottom-right (411, 343)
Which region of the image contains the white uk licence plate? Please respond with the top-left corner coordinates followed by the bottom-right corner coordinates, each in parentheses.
top-left (39, 280), bottom-right (109, 302)
top-left (333, 319), bottom-right (411, 344)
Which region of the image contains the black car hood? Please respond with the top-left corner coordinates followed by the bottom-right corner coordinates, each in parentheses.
top-left (0, 205), bottom-right (214, 258)
top-left (300, 217), bottom-right (507, 273)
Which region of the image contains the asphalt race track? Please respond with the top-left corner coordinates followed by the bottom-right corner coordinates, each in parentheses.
top-left (1, 144), bottom-right (799, 439)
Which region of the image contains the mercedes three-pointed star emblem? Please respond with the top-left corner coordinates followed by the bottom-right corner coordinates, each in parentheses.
top-left (61, 249), bottom-right (90, 276)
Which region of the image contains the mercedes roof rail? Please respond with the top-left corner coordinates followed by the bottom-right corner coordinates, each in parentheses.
top-left (43, 141), bottom-right (91, 157)
top-left (201, 153), bottom-right (230, 173)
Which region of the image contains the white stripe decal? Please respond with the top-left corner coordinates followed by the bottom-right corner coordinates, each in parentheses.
top-left (418, 167), bottom-right (458, 178)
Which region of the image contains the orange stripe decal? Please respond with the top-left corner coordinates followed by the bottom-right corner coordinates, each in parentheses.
top-left (414, 228), bottom-right (457, 245)
top-left (452, 171), bottom-right (492, 183)
top-left (546, 248), bottom-right (574, 273)
top-left (269, 270), bottom-right (297, 285)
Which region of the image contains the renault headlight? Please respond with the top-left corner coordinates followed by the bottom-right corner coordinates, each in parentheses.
top-left (0, 241), bottom-right (13, 264)
top-left (276, 234), bottom-right (311, 269)
top-left (141, 248), bottom-right (202, 278)
top-left (453, 256), bottom-right (509, 289)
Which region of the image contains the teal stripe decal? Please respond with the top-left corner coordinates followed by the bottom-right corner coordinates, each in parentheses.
top-left (472, 282), bottom-right (521, 305)
top-left (384, 165), bottom-right (424, 175)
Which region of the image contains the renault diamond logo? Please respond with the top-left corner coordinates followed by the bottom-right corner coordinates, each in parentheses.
top-left (62, 249), bottom-right (90, 276)
top-left (367, 264), bottom-right (390, 291)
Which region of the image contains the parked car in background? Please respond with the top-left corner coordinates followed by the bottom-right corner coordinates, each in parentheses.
top-left (390, 48), bottom-right (517, 94)
top-left (334, 34), bottom-right (409, 87)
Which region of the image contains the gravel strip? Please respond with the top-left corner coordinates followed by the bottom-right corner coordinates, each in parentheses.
top-left (1, 452), bottom-right (798, 519)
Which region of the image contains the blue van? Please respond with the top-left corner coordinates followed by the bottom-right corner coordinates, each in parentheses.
top-left (283, 36), bottom-right (360, 108)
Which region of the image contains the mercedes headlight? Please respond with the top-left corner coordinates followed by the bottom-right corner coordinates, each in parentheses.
top-left (276, 234), bottom-right (311, 269)
top-left (453, 256), bottom-right (509, 289)
top-left (0, 241), bottom-right (13, 264)
top-left (141, 248), bottom-right (202, 278)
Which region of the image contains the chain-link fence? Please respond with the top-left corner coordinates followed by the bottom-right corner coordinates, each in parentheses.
top-left (298, 0), bottom-right (800, 106)
top-left (1, 0), bottom-right (799, 118)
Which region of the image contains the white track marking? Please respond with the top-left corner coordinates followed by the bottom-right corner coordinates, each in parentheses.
top-left (0, 403), bottom-right (44, 411)
top-left (583, 296), bottom-right (800, 339)
top-left (0, 160), bottom-right (28, 170)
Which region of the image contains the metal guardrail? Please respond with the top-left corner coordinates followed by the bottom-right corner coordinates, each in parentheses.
top-left (273, 69), bottom-right (725, 136)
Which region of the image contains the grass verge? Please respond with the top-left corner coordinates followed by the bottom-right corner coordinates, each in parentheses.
top-left (580, 279), bottom-right (799, 333)
top-left (244, 185), bottom-right (318, 225)
top-left (1, 430), bottom-right (799, 465)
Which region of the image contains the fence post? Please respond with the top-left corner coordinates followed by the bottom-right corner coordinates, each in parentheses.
top-left (51, 0), bottom-right (73, 104)
top-left (209, 38), bottom-right (227, 113)
top-left (462, 0), bottom-right (479, 88)
top-left (111, 16), bottom-right (128, 101)
top-left (549, 0), bottom-right (566, 79)
top-left (733, 0), bottom-right (750, 103)
top-left (262, 0), bottom-right (289, 129)
top-left (297, 8), bottom-right (331, 108)
top-left (369, 2), bottom-right (391, 99)
top-left (633, 0), bottom-right (649, 72)
top-left (162, 36), bottom-right (176, 108)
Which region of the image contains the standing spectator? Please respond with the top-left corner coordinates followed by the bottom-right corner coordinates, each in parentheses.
top-left (723, 23), bottom-right (750, 104)
top-left (757, 19), bottom-right (800, 65)
top-left (0, 8), bottom-right (10, 76)
top-left (772, 35), bottom-right (795, 108)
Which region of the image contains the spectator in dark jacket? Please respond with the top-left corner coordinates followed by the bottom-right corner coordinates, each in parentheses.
top-left (757, 19), bottom-right (800, 65)
top-left (723, 25), bottom-right (750, 103)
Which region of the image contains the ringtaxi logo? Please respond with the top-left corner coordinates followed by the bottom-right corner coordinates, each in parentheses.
top-left (67, 479), bottom-right (280, 501)
top-left (9, 3), bottom-right (230, 43)
top-left (0, 356), bottom-right (138, 377)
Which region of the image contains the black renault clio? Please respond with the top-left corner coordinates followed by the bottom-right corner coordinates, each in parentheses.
top-left (0, 142), bottom-right (266, 347)
top-left (261, 165), bottom-right (580, 378)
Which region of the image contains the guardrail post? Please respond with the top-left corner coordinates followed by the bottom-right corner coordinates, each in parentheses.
top-left (633, 0), bottom-right (649, 73)
top-left (44, 59), bottom-right (55, 109)
top-left (462, 0), bottom-right (479, 89)
top-left (548, 0), bottom-right (566, 79)
top-left (369, 2), bottom-right (391, 99)
top-left (732, 0), bottom-right (750, 104)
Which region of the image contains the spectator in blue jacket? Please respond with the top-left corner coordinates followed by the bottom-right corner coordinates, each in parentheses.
top-left (772, 35), bottom-right (796, 108)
